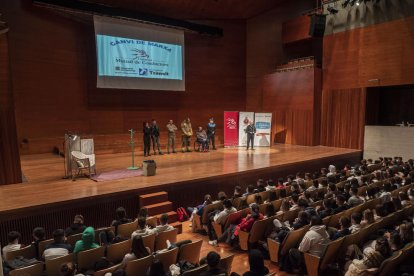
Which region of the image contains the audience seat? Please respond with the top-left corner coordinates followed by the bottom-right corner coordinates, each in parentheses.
top-left (155, 228), bottom-right (178, 251)
top-left (9, 262), bottom-right (44, 276)
top-left (4, 245), bottom-right (36, 261)
top-left (66, 233), bottom-right (83, 248)
top-left (125, 254), bottom-right (153, 276)
top-left (303, 237), bottom-right (344, 276)
top-left (77, 246), bottom-right (105, 271)
top-left (38, 238), bottom-right (54, 257)
top-left (155, 247), bottom-right (179, 271)
top-left (239, 216), bottom-right (274, 251)
top-left (107, 239), bottom-right (132, 263)
top-left (142, 232), bottom-right (156, 253)
top-left (45, 253), bottom-right (74, 276)
top-left (94, 263), bottom-right (122, 276)
top-left (219, 254), bottom-right (235, 274)
top-left (182, 264), bottom-right (208, 275)
top-left (117, 220), bottom-right (138, 238)
top-left (178, 239), bottom-right (203, 265)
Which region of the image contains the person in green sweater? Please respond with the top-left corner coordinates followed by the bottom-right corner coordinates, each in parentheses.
top-left (73, 227), bottom-right (99, 255)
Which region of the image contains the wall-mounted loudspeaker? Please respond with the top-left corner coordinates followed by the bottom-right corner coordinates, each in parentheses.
top-left (309, 15), bottom-right (326, 37)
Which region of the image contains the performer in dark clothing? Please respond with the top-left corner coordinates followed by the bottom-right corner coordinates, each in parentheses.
top-left (150, 119), bottom-right (163, 155)
top-left (143, 122), bottom-right (151, 157)
top-left (207, 118), bottom-right (217, 150)
top-left (245, 121), bottom-right (256, 150)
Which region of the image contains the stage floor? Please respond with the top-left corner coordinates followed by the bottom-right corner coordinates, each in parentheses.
top-left (0, 144), bottom-right (360, 213)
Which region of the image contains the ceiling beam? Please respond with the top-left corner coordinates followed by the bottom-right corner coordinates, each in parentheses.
top-left (33, 0), bottom-right (223, 36)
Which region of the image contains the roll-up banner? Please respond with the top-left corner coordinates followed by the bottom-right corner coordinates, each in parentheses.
top-left (254, 113), bottom-right (272, 147)
top-left (223, 111), bottom-right (239, 147)
top-left (238, 112), bottom-right (255, 147)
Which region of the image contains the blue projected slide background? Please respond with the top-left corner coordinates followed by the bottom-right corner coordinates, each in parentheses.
top-left (96, 34), bottom-right (183, 80)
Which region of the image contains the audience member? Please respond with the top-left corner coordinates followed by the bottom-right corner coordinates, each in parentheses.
top-left (73, 227), bottom-right (99, 255)
top-left (200, 251), bottom-right (227, 276)
top-left (65, 214), bottom-right (86, 236)
top-left (154, 213), bottom-right (174, 234)
top-left (349, 212), bottom-right (363, 233)
top-left (43, 229), bottom-right (72, 260)
top-left (111, 207), bottom-right (133, 235)
top-left (2, 231), bottom-right (22, 260)
top-left (32, 226), bottom-right (46, 258)
top-left (121, 235), bottom-right (150, 267)
top-left (131, 216), bottom-right (154, 238)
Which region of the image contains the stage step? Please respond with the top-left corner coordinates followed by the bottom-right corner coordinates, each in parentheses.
top-left (155, 211), bottom-right (178, 224)
top-left (144, 201), bottom-right (173, 216)
top-left (170, 221), bottom-right (183, 234)
top-left (139, 191), bottom-right (168, 207)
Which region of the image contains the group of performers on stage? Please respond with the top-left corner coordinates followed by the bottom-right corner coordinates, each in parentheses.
top-left (142, 118), bottom-right (217, 156)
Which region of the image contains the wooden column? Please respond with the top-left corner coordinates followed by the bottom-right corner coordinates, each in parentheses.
top-left (0, 27), bottom-right (22, 185)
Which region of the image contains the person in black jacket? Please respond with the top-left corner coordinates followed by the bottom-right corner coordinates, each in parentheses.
top-left (245, 121), bottom-right (256, 150)
top-left (150, 119), bottom-right (163, 155)
top-left (207, 118), bottom-right (217, 150)
top-left (143, 122), bottom-right (151, 157)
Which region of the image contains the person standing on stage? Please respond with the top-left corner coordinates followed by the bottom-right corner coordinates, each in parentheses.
top-left (151, 119), bottom-right (163, 155)
top-left (181, 117), bottom-right (193, 153)
top-left (166, 120), bottom-right (177, 154)
top-left (207, 118), bottom-right (217, 150)
top-left (245, 121), bottom-right (256, 150)
top-left (143, 122), bottom-right (151, 157)
top-left (196, 126), bottom-right (209, 152)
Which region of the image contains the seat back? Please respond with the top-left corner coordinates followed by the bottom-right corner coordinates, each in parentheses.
top-left (378, 251), bottom-right (403, 276)
top-left (9, 262), bottom-right (44, 276)
top-left (178, 239), bottom-right (203, 265)
top-left (107, 239), bottom-right (132, 263)
top-left (38, 238), bottom-right (54, 257)
top-left (155, 228), bottom-right (178, 251)
top-left (281, 209), bottom-right (299, 224)
top-left (249, 217), bottom-right (274, 244)
top-left (4, 245), bottom-right (36, 261)
top-left (182, 264), bottom-right (208, 276)
top-left (280, 225), bottom-right (309, 256)
top-left (95, 227), bottom-right (114, 244)
top-left (219, 254), bottom-right (235, 275)
top-left (202, 202), bottom-right (223, 224)
top-left (223, 209), bottom-right (248, 229)
top-left (125, 254), bottom-right (154, 276)
top-left (94, 263), bottom-right (121, 276)
top-left (45, 253), bottom-right (74, 276)
top-left (340, 231), bottom-right (360, 253)
top-left (118, 220), bottom-right (138, 238)
top-left (77, 246), bottom-right (105, 271)
top-left (272, 199), bottom-right (283, 211)
top-left (320, 237), bottom-right (344, 270)
top-left (67, 233), bottom-right (83, 248)
top-left (155, 247), bottom-right (179, 272)
top-left (146, 216), bottom-right (158, 228)
top-left (142, 232), bottom-right (156, 253)
top-left (327, 212), bottom-right (343, 228)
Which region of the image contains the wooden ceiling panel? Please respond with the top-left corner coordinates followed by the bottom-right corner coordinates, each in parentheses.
top-left (84, 0), bottom-right (286, 19)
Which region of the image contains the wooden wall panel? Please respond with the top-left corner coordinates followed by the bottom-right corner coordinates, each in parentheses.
top-left (282, 15), bottom-right (311, 44)
top-left (323, 16), bottom-right (414, 90)
top-left (263, 68), bottom-right (321, 146)
top-left (320, 88), bottom-right (366, 150)
top-left (0, 33), bottom-right (22, 185)
top-left (0, 1), bottom-right (246, 154)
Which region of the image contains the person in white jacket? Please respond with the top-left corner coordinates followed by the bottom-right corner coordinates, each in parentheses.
top-left (282, 216), bottom-right (330, 273)
top-left (208, 199), bottom-right (236, 246)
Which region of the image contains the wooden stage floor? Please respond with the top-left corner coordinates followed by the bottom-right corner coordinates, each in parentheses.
top-left (0, 144), bottom-right (360, 214)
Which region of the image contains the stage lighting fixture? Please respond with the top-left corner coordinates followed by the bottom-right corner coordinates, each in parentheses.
top-left (356, 0), bottom-right (361, 6)
top-left (342, 0), bottom-right (351, 8)
top-left (327, 6), bottom-right (339, 14)
top-left (350, 0), bottom-right (358, 6)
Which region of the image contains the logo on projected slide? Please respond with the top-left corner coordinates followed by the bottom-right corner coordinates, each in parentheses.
top-left (139, 68), bottom-right (149, 76)
top-left (132, 49), bottom-right (150, 60)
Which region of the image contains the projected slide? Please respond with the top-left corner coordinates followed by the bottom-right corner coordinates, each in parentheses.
top-left (96, 34), bottom-right (183, 80)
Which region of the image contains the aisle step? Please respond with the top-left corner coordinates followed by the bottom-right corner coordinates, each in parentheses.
top-left (144, 201), bottom-right (173, 216)
top-left (139, 191), bottom-right (168, 206)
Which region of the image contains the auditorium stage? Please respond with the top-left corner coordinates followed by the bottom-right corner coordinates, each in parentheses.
top-left (0, 144), bottom-right (360, 244)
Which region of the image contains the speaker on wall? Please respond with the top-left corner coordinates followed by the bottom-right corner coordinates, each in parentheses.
top-left (309, 15), bottom-right (326, 37)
